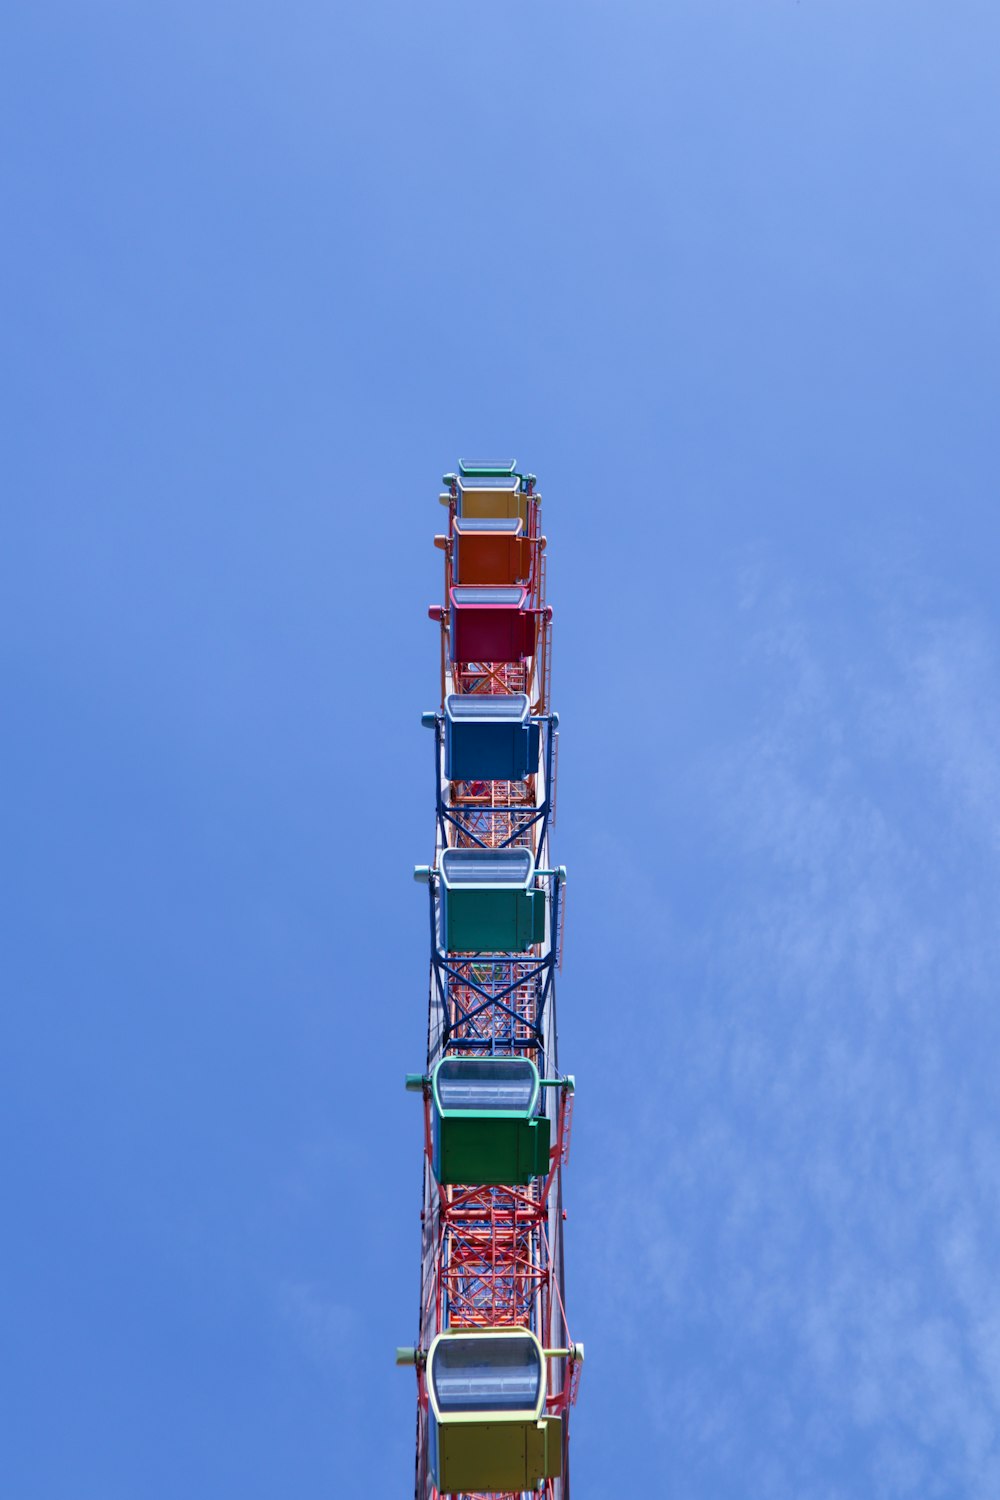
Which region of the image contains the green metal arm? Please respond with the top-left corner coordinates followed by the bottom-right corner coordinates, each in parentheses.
top-left (544, 1343), bottom-right (585, 1363)
top-left (395, 1346), bottom-right (425, 1367)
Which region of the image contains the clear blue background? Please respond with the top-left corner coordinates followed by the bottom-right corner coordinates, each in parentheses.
top-left (4, 2), bottom-right (1000, 1495)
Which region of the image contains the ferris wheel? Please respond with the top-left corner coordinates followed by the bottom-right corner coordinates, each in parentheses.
top-left (398, 463), bottom-right (583, 1500)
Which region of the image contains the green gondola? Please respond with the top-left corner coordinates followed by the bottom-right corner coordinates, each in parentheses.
top-left (406, 1057), bottom-right (560, 1186)
top-left (438, 847), bottom-right (545, 952)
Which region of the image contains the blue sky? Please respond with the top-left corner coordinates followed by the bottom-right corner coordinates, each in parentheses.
top-left (4, 2), bottom-right (1000, 1496)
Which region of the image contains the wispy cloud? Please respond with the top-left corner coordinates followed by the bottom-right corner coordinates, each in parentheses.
top-left (277, 1280), bottom-right (360, 1366)
top-left (581, 565), bottom-right (1000, 1496)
